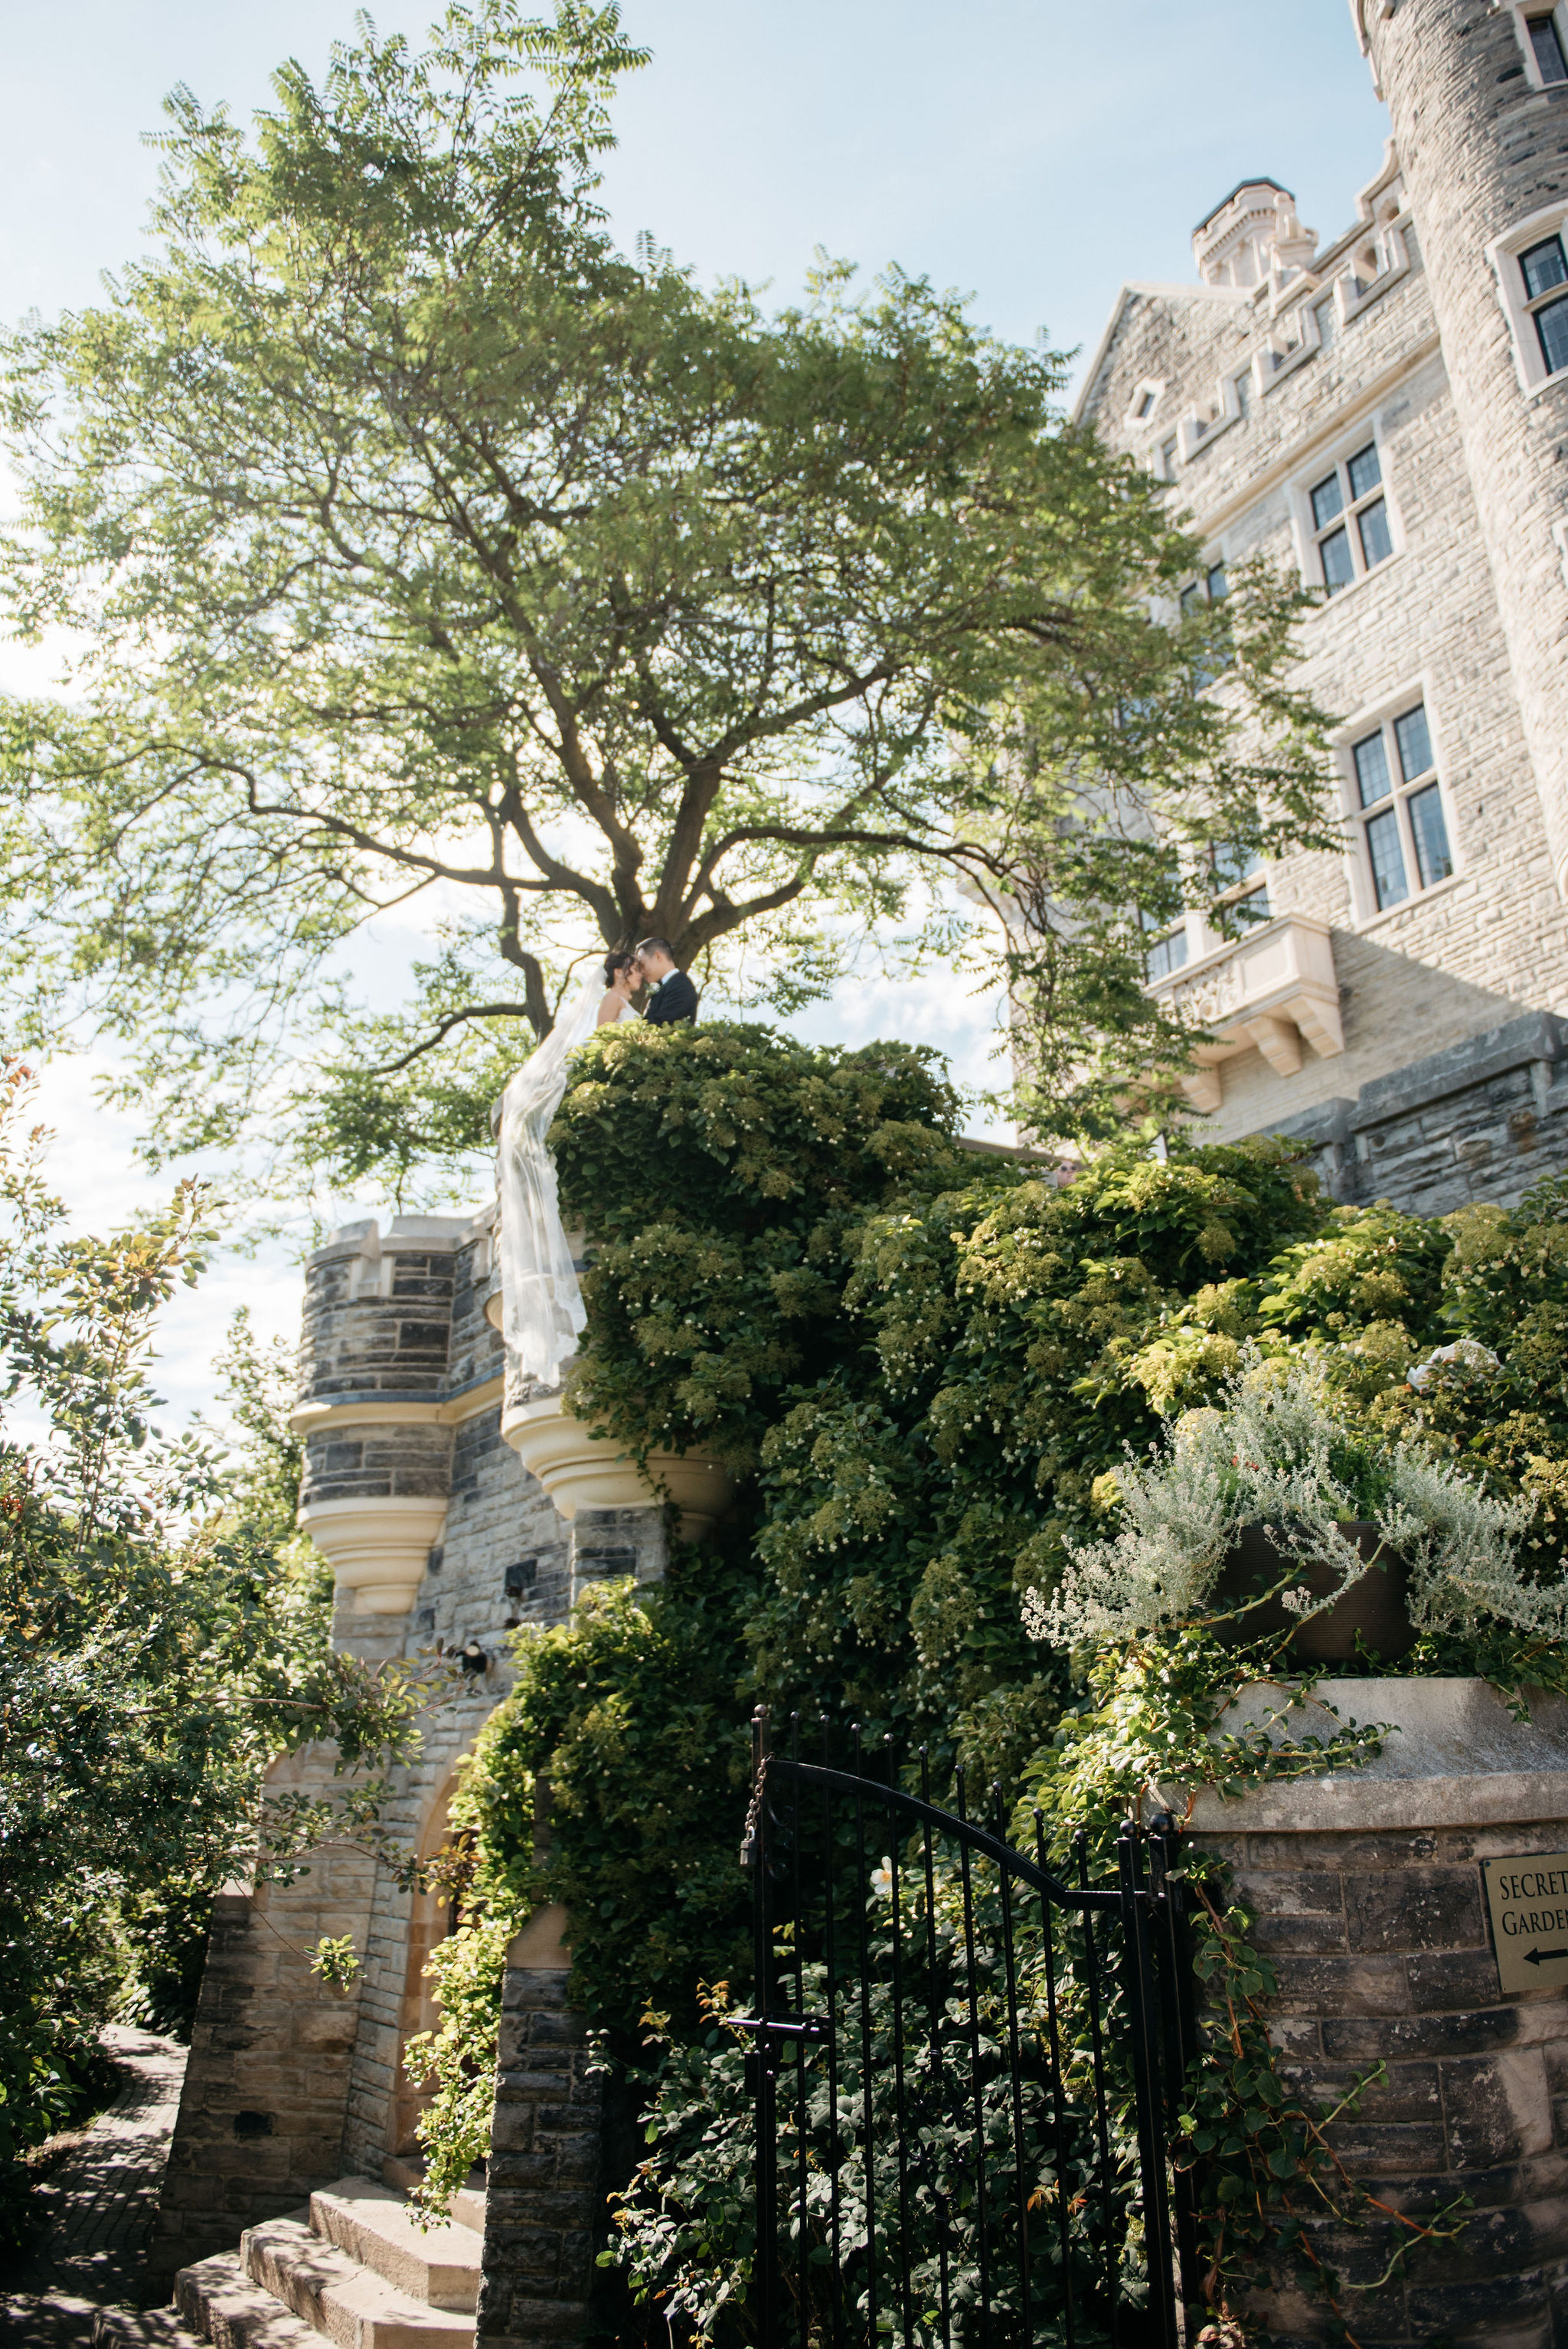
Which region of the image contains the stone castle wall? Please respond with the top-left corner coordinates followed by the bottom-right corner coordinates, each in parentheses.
top-left (1191, 1678), bottom-right (1568, 2348)
top-left (1077, 38), bottom-right (1568, 1200)
top-left (155, 1202), bottom-right (665, 2286)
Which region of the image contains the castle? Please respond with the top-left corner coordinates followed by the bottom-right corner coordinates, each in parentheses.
top-left (135, 5), bottom-right (1568, 2344)
top-left (1077, 0), bottom-right (1568, 1215)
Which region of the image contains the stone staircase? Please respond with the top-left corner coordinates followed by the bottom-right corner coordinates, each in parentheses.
top-left (96, 2174), bottom-right (484, 2348)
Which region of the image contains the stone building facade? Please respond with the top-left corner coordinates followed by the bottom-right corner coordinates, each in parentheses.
top-left (1076, 0), bottom-right (1568, 1217)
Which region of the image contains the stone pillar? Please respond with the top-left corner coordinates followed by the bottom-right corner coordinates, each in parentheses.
top-left (1357, 0), bottom-right (1568, 900)
top-left (1190, 1678), bottom-right (1568, 2345)
top-left (146, 1745), bottom-right (380, 2289)
top-left (478, 1906), bottom-right (606, 2347)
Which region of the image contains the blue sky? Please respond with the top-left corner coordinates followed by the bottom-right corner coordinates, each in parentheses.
top-left (0, 2), bottom-right (1392, 1423)
top-left (5, 2), bottom-right (1389, 371)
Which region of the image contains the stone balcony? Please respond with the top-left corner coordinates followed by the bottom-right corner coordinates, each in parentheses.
top-left (1148, 910), bottom-right (1344, 1111)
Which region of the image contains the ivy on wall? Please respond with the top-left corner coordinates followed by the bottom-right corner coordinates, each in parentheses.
top-left (412, 1022), bottom-right (1568, 2334)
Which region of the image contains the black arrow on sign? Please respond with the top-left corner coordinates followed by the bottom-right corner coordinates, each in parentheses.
top-left (1524, 1946), bottom-right (1568, 1967)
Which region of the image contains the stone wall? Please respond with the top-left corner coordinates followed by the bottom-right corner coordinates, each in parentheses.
top-left (478, 1911), bottom-right (606, 2349)
top-left (1191, 1680), bottom-right (1568, 2347)
top-left (148, 1749), bottom-right (380, 2289)
top-left (1259, 1008), bottom-right (1568, 1213)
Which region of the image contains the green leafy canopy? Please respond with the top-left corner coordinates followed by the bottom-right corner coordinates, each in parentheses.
top-left (0, 0), bottom-right (1334, 1204)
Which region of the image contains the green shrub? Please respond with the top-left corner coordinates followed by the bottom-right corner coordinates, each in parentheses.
top-left (445, 1037), bottom-right (1568, 2331)
top-left (554, 1021), bottom-right (969, 1472)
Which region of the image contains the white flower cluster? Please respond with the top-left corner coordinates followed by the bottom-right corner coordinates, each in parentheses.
top-left (1024, 1350), bottom-right (1547, 1648)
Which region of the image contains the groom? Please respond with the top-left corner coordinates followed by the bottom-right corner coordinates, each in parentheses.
top-left (635, 938), bottom-right (698, 1026)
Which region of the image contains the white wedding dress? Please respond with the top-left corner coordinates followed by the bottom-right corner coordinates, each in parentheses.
top-left (495, 980), bottom-right (605, 1390)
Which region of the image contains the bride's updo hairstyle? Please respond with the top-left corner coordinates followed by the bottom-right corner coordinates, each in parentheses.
top-left (603, 949), bottom-right (636, 988)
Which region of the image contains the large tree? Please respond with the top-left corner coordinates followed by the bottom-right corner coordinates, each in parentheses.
top-left (0, 2), bottom-right (1333, 1198)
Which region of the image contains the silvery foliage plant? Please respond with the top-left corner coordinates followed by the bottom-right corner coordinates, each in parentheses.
top-left (1025, 1349), bottom-right (1547, 1647)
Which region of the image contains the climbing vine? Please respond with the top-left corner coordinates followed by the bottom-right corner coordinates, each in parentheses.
top-left (406, 1027), bottom-right (1568, 2338)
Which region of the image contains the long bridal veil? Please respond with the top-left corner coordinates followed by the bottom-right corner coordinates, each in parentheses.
top-left (495, 979), bottom-right (603, 1390)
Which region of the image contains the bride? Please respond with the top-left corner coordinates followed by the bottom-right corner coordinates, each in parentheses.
top-left (496, 949), bottom-right (640, 1392)
top-left (596, 948), bottom-right (642, 1024)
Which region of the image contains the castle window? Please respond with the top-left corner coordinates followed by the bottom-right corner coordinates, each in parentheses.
top-left (1180, 562), bottom-right (1231, 686)
top-left (1303, 439), bottom-right (1394, 593)
top-left (1231, 370), bottom-right (1252, 418)
top-left (1488, 206), bottom-right (1568, 389)
top-left (1305, 441), bottom-right (1389, 592)
top-left (1528, 11), bottom-right (1568, 80)
top-left (1179, 562), bottom-right (1229, 617)
top-left (1521, 234), bottom-right (1568, 374)
top-left (1345, 698), bottom-right (1453, 915)
top-left (1207, 841), bottom-right (1270, 940)
top-left (1142, 910), bottom-right (1189, 982)
top-left (1125, 377), bottom-right (1165, 431)
top-left (1157, 435), bottom-right (1178, 479)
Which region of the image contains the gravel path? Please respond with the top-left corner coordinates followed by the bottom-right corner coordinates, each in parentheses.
top-left (0, 2026), bottom-right (189, 2345)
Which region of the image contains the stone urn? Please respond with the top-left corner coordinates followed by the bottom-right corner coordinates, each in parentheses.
top-left (1210, 1521), bottom-right (1415, 1663)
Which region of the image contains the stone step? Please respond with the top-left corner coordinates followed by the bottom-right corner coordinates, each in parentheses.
top-left (92, 2308), bottom-right (210, 2349)
top-left (174, 2247), bottom-right (320, 2348)
top-left (243, 2213), bottom-right (476, 2348)
top-left (309, 2177), bottom-right (482, 2311)
top-left (380, 2155), bottom-right (486, 2239)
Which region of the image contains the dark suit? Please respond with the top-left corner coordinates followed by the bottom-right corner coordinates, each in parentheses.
top-left (644, 969), bottom-right (698, 1025)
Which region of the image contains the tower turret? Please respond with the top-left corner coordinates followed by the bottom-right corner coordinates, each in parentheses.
top-left (1354, 0), bottom-right (1568, 900)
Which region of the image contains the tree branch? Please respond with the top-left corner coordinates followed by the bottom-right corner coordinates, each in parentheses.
top-left (364, 1002), bottom-right (540, 1075)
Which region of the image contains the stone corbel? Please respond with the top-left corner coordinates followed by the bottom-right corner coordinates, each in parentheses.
top-left (1242, 1012), bottom-right (1305, 1076)
top-left (502, 1393), bottom-right (733, 1540)
top-left (1179, 1069), bottom-right (1223, 1113)
top-left (296, 1495), bottom-right (449, 1615)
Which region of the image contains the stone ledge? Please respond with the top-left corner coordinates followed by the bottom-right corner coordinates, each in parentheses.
top-left (1178, 1678), bottom-right (1568, 1831)
top-left (1347, 1009), bottom-right (1564, 1132)
top-left (289, 1379), bottom-right (504, 1438)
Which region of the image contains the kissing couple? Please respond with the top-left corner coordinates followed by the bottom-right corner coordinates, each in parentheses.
top-left (596, 938), bottom-right (697, 1028)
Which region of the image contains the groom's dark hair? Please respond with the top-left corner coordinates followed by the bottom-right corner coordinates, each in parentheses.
top-left (635, 936), bottom-right (676, 960)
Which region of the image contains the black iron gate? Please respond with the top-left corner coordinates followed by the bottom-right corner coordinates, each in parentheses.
top-left (737, 1711), bottom-right (1200, 2348)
